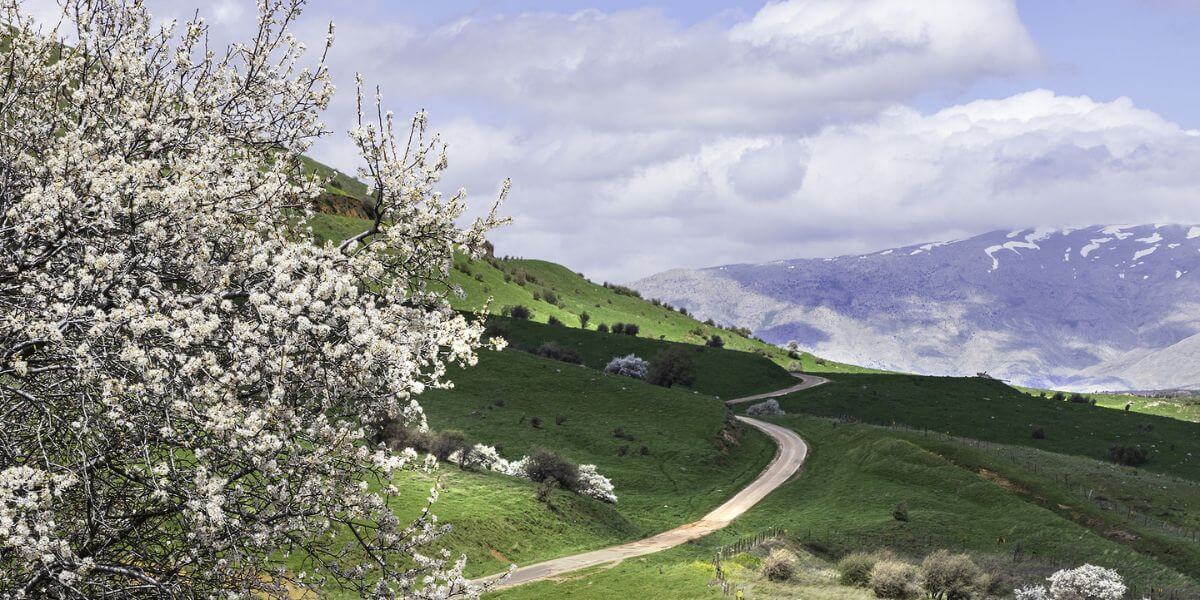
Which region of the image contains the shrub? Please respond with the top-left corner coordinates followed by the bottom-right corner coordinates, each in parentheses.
top-left (892, 501), bottom-right (909, 522)
top-left (611, 323), bottom-right (626, 335)
top-left (646, 347), bottom-right (696, 389)
top-left (535, 477), bottom-right (558, 504)
top-left (579, 312), bottom-right (590, 329)
top-left (1032, 426), bottom-right (1046, 440)
top-left (547, 315), bottom-right (563, 326)
top-left (381, 423), bottom-right (431, 453)
top-left (638, 445), bottom-right (650, 456)
top-left (604, 354), bottom-right (649, 379)
top-left (555, 415), bottom-right (568, 426)
top-left (746, 399), bottom-right (785, 417)
top-left (524, 449), bottom-right (580, 490)
top-left (870, 560), bottom-right (920, 599)
top-left (1068, 393), bottom-right (1091, 405)
top-left (503, 304), bottom-right (532, 319)
top-left (705, 334), bottom-right (725, 348)
top-left (1052, 392), bottom-right (1066, 402)
top-left (1108, 444), bottom-right (1148, 466)
top-left (531, 341), bottom-right (583, 365)
top-left (542, 290), bottom-right (559, 305)
top-left (920, 550), bottom-right (989, 600)
top-left (530, 416), bottom-right (543, 429)
top-left (624, 323), bottom-right (640, 336)
top-left (597, 323), bottom-right (609, 333)
top-left (429, 430), bottom-right (469, 463)
top-left (761, 548), bottom-right (797, 581)
top-left (838, 551), bottom-right (883, 587)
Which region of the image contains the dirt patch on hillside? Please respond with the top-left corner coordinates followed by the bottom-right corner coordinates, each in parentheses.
top-left (489, 547), bottom-right (514, 564)
top-left (313, 192), bottom-right (371, 219)
top-left (977, 468), bottom-right (1030, 494)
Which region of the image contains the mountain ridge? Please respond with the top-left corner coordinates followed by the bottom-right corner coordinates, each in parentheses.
top-left (633, 224), bottom-right (1200, 391)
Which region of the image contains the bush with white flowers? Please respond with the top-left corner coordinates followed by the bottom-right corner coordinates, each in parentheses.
top-left (746, 399), bottom-right (786, 416)
top-left (0, 1), bottom-right (506, 597)
top-left (575, 464), bottom-right (618, 504)
top-left (457, 444), bottom-right (617, 503)
top-left (604, 354), bottom-right (649, 379)
top-left (1015, 565), bottom-right (1128, 600)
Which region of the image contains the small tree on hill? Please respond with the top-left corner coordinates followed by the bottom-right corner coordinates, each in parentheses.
top-left (579, 312), bottom-right (591, 329)
top-left (504, 304), bottom-right (533, 319)
top-left (647, 348), bottom-right (697, 388)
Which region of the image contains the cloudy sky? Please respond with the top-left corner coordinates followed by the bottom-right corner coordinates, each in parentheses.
top-left (28, 0), bottom-right (1200, 280)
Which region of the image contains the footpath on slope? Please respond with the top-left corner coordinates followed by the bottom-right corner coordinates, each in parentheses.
top-left (478, 373), bottom-right (826, 590)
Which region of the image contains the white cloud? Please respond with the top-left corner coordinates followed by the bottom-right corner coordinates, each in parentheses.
top-left (31, 1), bottom-right (1200, 284)
top-left (428, 90), bottom-right (1200, 280)
top-left (310, 0), bottom-right (1039, 134)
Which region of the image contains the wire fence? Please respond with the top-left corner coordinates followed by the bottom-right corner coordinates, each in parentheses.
top-left (710, 527), bottom-right (786, 597)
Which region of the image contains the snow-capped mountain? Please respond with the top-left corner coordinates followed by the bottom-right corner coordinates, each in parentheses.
top-left (633, 225), bottom-right (1200, 391)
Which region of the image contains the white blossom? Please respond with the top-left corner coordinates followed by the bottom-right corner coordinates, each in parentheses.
top-left (1047, 565), bottom-right (1127, 600)
top-left (603, 354), bottom-right (648, 379)
top-left (0, 1), bottom-right (506, 597)
top-left (1014, 565), bottom-right (1129, 600)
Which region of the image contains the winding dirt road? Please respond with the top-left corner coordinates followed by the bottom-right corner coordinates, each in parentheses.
top-left (479, 373), bottom-right (826, 590)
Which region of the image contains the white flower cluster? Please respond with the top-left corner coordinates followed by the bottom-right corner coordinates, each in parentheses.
top-left (603, 354), bottom-right (649, 379)
top-left (1014, 565), bottom-right (1129, 600)
top-left (575, 464), bottom-right (619, 504)
top-left (745, 399), bottom-right (786, 417)
top-left (447, 445), bottom-right (617, 503)
top-left (0, 1), bottom-right (505, 597)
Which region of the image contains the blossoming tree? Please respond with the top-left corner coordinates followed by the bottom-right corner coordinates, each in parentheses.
top-left (0, 0), bottom-right (505, 597)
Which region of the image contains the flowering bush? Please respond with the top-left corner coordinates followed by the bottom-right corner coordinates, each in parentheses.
top-left (746, 399), bottom-right (786, 416)
top-left (1015, 586), bottom-right (1050, 600)
top-left (575, 464), bottom-right (618, 504)
top-left (1048, 565), bottom-right (1126, 600)
top-left (1015, 565), bottom-right (1127, 600)
top-left (458, 444), bottom-right (617, 503)
top-left (604, 354), bottom-right (649, 379)
top-left (0, 1), bottom-right (506, 597)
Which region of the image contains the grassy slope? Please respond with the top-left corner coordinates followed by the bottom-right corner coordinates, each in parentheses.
top-left (305, 212), bottom-right (866, 375)
top-left (494, 417), bottom-right (1200, 599)
top-left (766, 373), bottom-right (1200, 482)
top-left (419, 350), bottom-right (776, 537)
top-left (307, 346), bottom-right (779, 592)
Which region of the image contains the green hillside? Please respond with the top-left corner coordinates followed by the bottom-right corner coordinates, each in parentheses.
top-left (765, 372), bottom-right (1200, 481)
top-left (486, 316), bottom-right (798, 398)
top-left (305, 212), bottom-right (866, 374)
top-left (493, 416), bottom-right (1200, 599)
top-left (298, 195), bottom-right (1200, 598)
